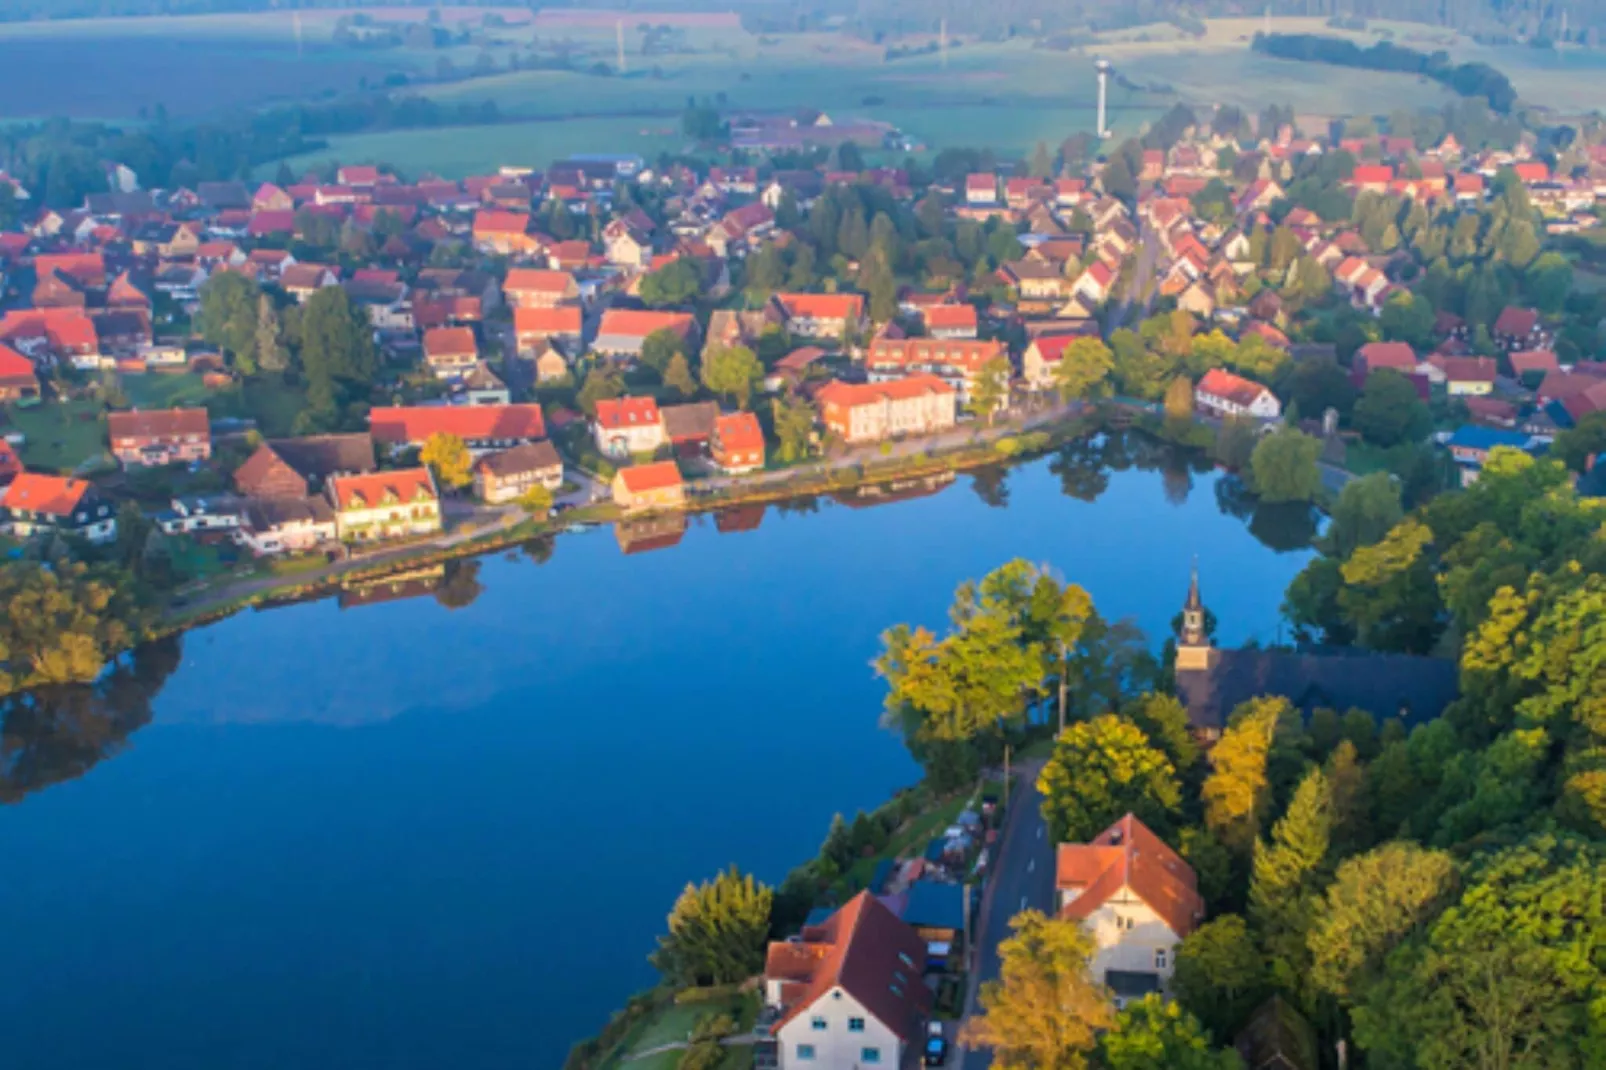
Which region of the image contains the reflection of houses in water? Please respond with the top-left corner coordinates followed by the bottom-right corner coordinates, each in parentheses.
top-left (1173, 567), bottom-right (1459, 740)
top-left (713, 503), bottom-right (766, 533)
top-left (829, 470), bottom-right (956, 510)
top-left (614, 512), bottom-right (689, 555)
top-left (338, 564), bottom-right (446, 609)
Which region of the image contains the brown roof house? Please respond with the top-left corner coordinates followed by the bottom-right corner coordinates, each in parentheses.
top-left (268, 434), bottom-right (377, 488)
top-left (234, 443), bottom-right (311, 500)
top-left (763, 891), bottom-right (930, 1070)
top-left (1056, 813), bottom-right (1205, 1007)
top-left (107, 408), bottom-right (211, 468)
top-left (473, 441), bottom-right (563, 505)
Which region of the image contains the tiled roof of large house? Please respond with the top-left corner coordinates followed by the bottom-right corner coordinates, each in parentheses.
top-left (596, 309), bottom-right (694, 340)
top-left (476, 440), bottom-right (561, 479)
top-left (923, 304), bottom-right (980, 331)
top-left (714, 411), bottom-right (764, 452)
top-left (106, 407), bottom-right (208, 440)
top-left (514, 306), bottom-right (583, 335)
top-left (1431, 355), bottom-right (1498, 383)
top-left (773, 291), bottom-right (864, 321)
top-left (503, 268), bottom-right (576, 295)
top-left (423, 326), bottom-right (476, 358)
top-left (616, 460), bottom-right (682, 494)
top-left (1494, 306), bottom-right (1540, 336)
top-left (328, 467), bottom-right (436, 512)
top-left (766, 890), bottom-right (930, 1041)
top-left (2, 472), bottom-right (92, 516)
top-left (268, 434), bottom-right (376, 479)
top-left (472, 209), bottom-right (532, 236)
top-left (1057, 813), bottom-right (1204, 939)
top-left (595, 396), bottom-right (662, 431)
top-left (816, 374), bottom-right (955, 408)
top-left (1509, 349), bottom-right (1559, 377)
top-left (369, 404), bottom-right (546, 445)
top-left (34, 252), bottom-right (105, 286)
top-left (868, 336), bottom-right (1003, 373)
top-left (1356, 341), bottom-right (1419, 372)
top-left (660, 400), bottom-right (720, 443)
top-left (0, 343), bottom-right (36, 383)
top-left (1196, 368), bottom-right (1272, 408)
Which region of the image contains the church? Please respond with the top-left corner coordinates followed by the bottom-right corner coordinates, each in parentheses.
top-left (1172, 568), bottom-right (1461, 739)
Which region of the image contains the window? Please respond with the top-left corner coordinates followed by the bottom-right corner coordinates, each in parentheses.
top-left (810, 1017), bottom-right (827, 1032)
top-left (795, 1044), bottom-right (816, 1062)
top-left (1154, 948), bottom-right (1168, 970)
top-left (897, 951), bottom-right (915, 969)
top-left (861, 1048), bottom-right (882, 1064)
top-left (848, 1018), bottom-right (865, 1033)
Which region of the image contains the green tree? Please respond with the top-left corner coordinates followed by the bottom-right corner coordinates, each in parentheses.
top-left (1212, 418), bottom-right (1256, 471)
top-left (577, 367), bottom-right (624, 417)
top-left (1098, 995), bottom-right (1243, 1070)
top-left (517, 483), bottom-right (554, 517)
top-left (663, 352), bottom-right (697, 399)
top-left (745, 242), bottom-right (785, 299)
top-left (254, 293), bottom-right (287, 374)
top-left (0, 560), bottom-right (146, 695)
top-left (1038, 714), bottom-right (1181, 842)
top-left (1125, 692), bottom-right (1199, 773)
top-left (1308, 841), bottom-right (1458, 1005)
top-left (1173, 916), bottom-right (1267, 1043)
top-left (1249, 427), bottom-right (1322, 503)
top-left (639, 258), bottom-right (702, 307)
top-left (1248, 766), bottom-right (1331, 1002)
top-left (771, 393), bottom-right (814, 463)
top-left (1353, 369), bottom-right (1431, 447)
top-left (1379, 291), bottom-right (1436, 349)
top-left (1202, 697), bottom-right (1283, 854)
top-left (1029, 141), bottom-right (1054, 179)
top-left (1054, 337), bottom-right (1115, 401)
top-left (1552, 410), bottom-right (1606, 474)
top-left (197, 270), bottom-right (260, 365)
top-left (878, 605), bottom-right (1043, 747)
top-left (1323, 471), bottom-right (1403, 558)
top-left (640, 327), bottom-right (686, 374)
top-left (960, 910), bottom-right (1116, 1070)
top-left (1163, 376), bottom-right (1194, 423)
top-left (969, 355), bottom-right (1011, 424)
top-left (701, 344), bottom-right (762, 410)
top-left (649, 866), bottom-right (773, 987)
top-left (419, 431), bottom-right (472, 491)
top-left (297, 286), bottom-right (376, 426)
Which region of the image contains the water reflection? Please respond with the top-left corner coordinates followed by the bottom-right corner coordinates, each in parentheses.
top-left (615, 512), bottom-right (689, 554)
top-left (0, 637), bottom-right (180, 805)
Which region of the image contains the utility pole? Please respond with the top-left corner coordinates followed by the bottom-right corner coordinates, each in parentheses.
top-left (1057, 640), bottom-right (1069, 736)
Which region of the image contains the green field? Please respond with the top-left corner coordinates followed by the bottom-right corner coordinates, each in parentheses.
top-left (121, 372), bottom-right (212, 411)
top-left (2, 399), bottom-right (107, 474)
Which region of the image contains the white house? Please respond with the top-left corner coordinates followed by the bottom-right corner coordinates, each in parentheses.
top-left (1194, 368), bottom-right (1281, 420)
top-left (593, 396), bottom-right (666, 459)
top-left (1057, 813), bottom-right (1205, 1007)
top-left (764, 891), bottom-right (930, 1070)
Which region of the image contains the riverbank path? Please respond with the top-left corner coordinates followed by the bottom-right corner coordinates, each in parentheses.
top-left (959, 760), bottom-right (1055, 1070)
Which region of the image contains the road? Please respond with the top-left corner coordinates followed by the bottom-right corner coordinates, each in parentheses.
top-left (959, 762), bottom-right (1055, 1070)
top-left (1106, 214), bottom-right (1158, 334)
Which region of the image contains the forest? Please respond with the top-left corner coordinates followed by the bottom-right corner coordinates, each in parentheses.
top-left (1252, 33), bottom-right (1520, 113)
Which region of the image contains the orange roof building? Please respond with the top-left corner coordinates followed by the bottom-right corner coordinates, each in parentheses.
top-left (1056, 813), bottom-right (1204, 1004)
top-left (326, 467), bottom-right (441, 543)
top-left (593, 310), bottom-right (696, 356)
top-left (610, 460), bottom-right (685, 512)
top-left (369, 404), bottom-right (547, 454)
top-left (710, 411), bottom-right (765, 474)
top-left (106, 407), bottom-right (211, 468)
top-left (1194, 368), bottom-right (1280, 421)
top-left (1, 472), bottom-right (116, 542)
top-left (816, 374), bottom-right (957, 444)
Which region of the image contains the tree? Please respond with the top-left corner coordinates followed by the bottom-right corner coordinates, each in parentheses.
top-left (970, 355), bottom-right (1011, 424)
top-left (0, 560), bottom-right (145, 695)
top-left (196, 271), bottom-right (260, 364)
top-left (1173, 916), bottom-right (1267, 1043)
top-left (639, 258), bottom-right (702, 307)
top-left (1163, 376), bottom-right (1194, 422)
top-left (1323, 471), bottom-right (1403, 558)
top-left (1054, 338), bottom-right (1115, 401)
top-left (1098, 995), bottom-right (1242, 1070)
top-left (1552, 410), bottom-right (1606, 474)
top-left (1029, 141), bottom-right (1054, 179)
top-left (254, 293), bottom-right (287, 373)
top-left (1038, 714), bottom-right (1181, 843)
top-left (577, 367), bottom-right (624, 417)
top-left (640, 327), bottom-right (686, 374)
top-left (772, 394), bottom-right (814, 463)
top-left (1379, 291), bottom-right (1436, 349)
top-left (1353, 368), bottom-right (1431, 447)
top-left (1125, 692), bottom-right (1199, 773)
top-left (663, 352), bottom-right (697, 399)
top-left (1202, 698), bottom-right (1282, 854)
top-left (745, 242), bottom-right (786, 299)
top-left (649, 866), bottom-right (772, 987)
top-left (1309, 841), bottom-right (1458, 1005)
top-left (786, 244), bottom-right (817, 291)
top-left (701, 344), bottom-right (762, 410)
top-left (1212, 418), bottom-right (1256, 471)
top-left (1249, 427), bottom-right (1322, 503)
top-left (960, 910), bottom-right (1115, 1070)
top-left (419, 432), bottom-right (472, 490)
top-left (517, 483), bottom-right (554, 517)
top-left (1249, 766), bottom-right (1331, 1002)
top-left (297, 287), bottom-right (376, 426)
top-left (878, 606), bottom-right (1043, 747)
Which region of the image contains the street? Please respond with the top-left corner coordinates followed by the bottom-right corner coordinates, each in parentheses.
top-left (959, 762), bottom-right (1055, 1070)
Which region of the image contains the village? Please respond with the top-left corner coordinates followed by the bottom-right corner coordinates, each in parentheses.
top-left (0, 108), bottom-right (1598, 591)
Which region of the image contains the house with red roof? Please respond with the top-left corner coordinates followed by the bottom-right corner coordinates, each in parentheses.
top-left (2, 473), bottom-right (116, 542)
top-left (1509, 349), bottom-right (1559, 383)
top-left (594, 396), bottom-right (666, 459)
top-left (610, 460), bottom-right (684, 512)
top-left (107, 407), bottom-right (211, 468)
top-left (964, 173), bottom-right (998, 205)
top-left (327, 467), bottom-right (440, 543)
top-left (0, 308), bottom-right (100, 369)
top-left (247, 210), bottom-right (296, 239)
top-left (922, 303), bottom-right (979, 340)
top-left (369, 404), bottom-right (547, 456)
top-left (710, 411), bottom-right (765, 474)
top-left (763, 891), bottom-right (930, 1070)
top-left (0, 343), bottom-right (39, 401)
top-left (769, 292), bottom-right (865, 339)
top-left (866, 335), bottom-right (1006, 402)
top-left (1492, 306), bottom-right (1552, 352)
top-left (1348, 164), bottom-right (1394, 194)
top-left (513, 306), bottom-right (584, 353)
top-left (1513, 161), bottom-right (1551, 185)
top-left (1069, 260), bottom-right (1116, 307)
top-left (1354, 341), bottom-right (1421, 380)
top-left (503, 268), bottom-right (579, 309)
top-left (1428, 355), bottom-right (1497, 396)
top-left (472, 210), bottom-right (542, 256)
top-left (592, 310), bottom-right (696, 359)
top-left (422, 326), bottom-right (479, 379)
top-left (1057, 813), bottom-right (1204, 1005)
top-left (1195, 368), bottom-right (1281, 421)
top-left (816, 375), bottom-right (956, 444)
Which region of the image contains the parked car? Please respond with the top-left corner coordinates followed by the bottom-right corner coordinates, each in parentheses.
top-left (924, 1021), bottom-right (948, 1066)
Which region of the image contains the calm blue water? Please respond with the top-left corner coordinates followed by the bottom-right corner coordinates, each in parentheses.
top-left (0, 442), bottom-right (1312, 1070)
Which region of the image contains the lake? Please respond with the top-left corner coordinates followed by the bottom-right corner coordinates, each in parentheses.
top-left (0, 436), bottom-right (1314, 1070)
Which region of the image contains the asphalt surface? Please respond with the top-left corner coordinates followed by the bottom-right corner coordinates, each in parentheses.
top-left (958, 763), bottom-right (1056, 1070)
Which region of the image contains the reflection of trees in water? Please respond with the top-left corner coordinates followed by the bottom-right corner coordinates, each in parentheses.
top-left (774, 495), bottom-right (820, 517)
top-left (520, 535), bottom-right (556, 566)
top-left (1248, 502), bottom-right (1319, 553)
top-left (434, 559), bottom-right (484, 611)
top-left (1050, 436), bottom-right (1112, 503)
top-left (970, 466), bottom-right (1010, 509)
top-left (0, 636), bottom-right (181, 805)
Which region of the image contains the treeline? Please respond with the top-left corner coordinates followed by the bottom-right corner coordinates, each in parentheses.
top-left (1252, 32), bottom-right (1519, 113)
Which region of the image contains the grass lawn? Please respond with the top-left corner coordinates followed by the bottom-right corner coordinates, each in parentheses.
top-left (3, 400), bottom-right (108, 474)
top-left (1343, 440), bottom-right (1399, 477)
top-left (839, 791), bottom-right (971, 894)
top-left (606, 991), bottom-right (756, 1069)
top-left (122, 372), bottom-right (213, 410)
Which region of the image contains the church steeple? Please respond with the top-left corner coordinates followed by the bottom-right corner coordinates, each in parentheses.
top-left (1176, 560), bottom-right (1216, 672)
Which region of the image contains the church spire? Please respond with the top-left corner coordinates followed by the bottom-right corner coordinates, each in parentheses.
top-left (1185, 556), bottom-right (1202, 613)
top-left (1180, 559), bottom-right (1209, 650)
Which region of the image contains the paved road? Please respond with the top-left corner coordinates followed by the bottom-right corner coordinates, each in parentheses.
top-left (959, 762), bottom-right (1055, 1070)
top-left (1106, 215), bottom-right (1158, 334)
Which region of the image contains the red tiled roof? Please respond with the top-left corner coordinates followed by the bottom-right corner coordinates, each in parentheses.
top-left (247, 210), bottom-right (295, 236)
top-left (923, 304), bottom-right (978, 330)
top-left (775, 292), bottom-right (864, 321)
top-left (1356, 341), bottom-right (1419, 372)
top-left (369, 404), bottom-right (546, 445)
top-left (34, 252), bottom-right (105, 286)
top-left (595, 396), bottom-right (662, 431)
top-left (513, 306), bottom-right (583, 335)
top-left (1350, 164), bottom-right (1394, 185)
top-left (965, 173), bottom-right (996, 192)
top-left (423, 326), bottom-right (477, 358)
top-left (713, 411), bottom-right (764, 452)
top-left (816, 373), bottom-right (955, 408)
top-left (1513, 161), bottom-right (1550, 184)
top-left (767, 891), bottom-right (930, 1041)
top-left (329, 467), bottom-right (436, 512)
top-left (1431, 355), bottom-right (1497, 383)
top-left (1494, 306), bottom-right (1540, 337)
top-left (0, 343), bottom-right (35, 380)
top-left (2, 472), bottom-right (91, 516)
top-left (617, 460), bottom-right (682, 494)
top-left (1197, 367), bottom-right (1272, 408)
top-left (107, 407), bottom-right (209, 441)
top-left (504, 268), bottom-right (576, 295)
top-left (1509, 349), bottom-right (1559, 376)
top-left (0, 308), bottom-right (97, 351)
top-left (1057, 813), bottom-right (1203, 940)
top-left (869, 336), bottom-right (1003, 374)
top-left (596, 309), bottom-right (694, 340)
top-left (472, 209), bottom-right (532, 236)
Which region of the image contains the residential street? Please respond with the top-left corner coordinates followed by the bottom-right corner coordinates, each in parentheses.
top-left (959, 761), bottom-right (1055, 1070)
